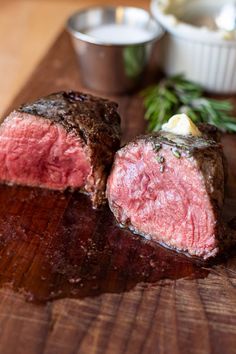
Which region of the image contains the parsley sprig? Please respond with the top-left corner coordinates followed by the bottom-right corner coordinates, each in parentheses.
top-left (142, 75), bottom-right (236, 133)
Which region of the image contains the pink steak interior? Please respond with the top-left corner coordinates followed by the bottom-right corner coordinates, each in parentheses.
top-left (0, 113), bottom-right (91, 190)
top-left (107, 142), bottom-right (218, 258)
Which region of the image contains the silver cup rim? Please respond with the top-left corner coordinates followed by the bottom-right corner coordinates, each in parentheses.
top-left (66, 5), bottom-right (164, 47)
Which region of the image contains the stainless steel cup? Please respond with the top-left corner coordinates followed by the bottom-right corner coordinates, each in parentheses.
top-left (67, 6), bottom-right (163, 94)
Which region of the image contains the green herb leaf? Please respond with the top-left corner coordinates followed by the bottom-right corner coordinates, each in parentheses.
top-left (142, 75), bottom-right (236, 133)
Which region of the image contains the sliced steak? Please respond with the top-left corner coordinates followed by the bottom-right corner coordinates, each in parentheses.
top-left (0, 91), bottom-right (121, 207)
top-left (107, 131), bottom-right (225, 259)
top-left (197, 123), bottom-right (222, 143)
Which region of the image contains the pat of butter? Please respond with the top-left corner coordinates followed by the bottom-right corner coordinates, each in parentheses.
top-left (161, 114), bottom-right (202, 137)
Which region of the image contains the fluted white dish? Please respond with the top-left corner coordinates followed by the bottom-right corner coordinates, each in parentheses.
top-left (151, 0), bottom-right (236, 93)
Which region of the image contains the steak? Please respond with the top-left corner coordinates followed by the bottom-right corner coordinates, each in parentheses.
top-left (107, 131), bottom-right (225, 259)
top-left (0, 91), bottom-right (121, 207)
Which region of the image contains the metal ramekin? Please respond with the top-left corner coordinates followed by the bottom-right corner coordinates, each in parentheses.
top-left (67, 6), bottom-right (163, 94)
top-left (151, 0), bottom-right (236, 94)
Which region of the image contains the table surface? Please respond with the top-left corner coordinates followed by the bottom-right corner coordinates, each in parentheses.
top-left (0, 0), bottom-right (147, 119)
top-left (0, 27), bottom-right (236, 354)
top-left (1, 2), bottom-right (236, 354)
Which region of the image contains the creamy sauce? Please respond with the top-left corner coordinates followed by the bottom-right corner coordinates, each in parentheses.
top-left (161, 114), bottom-right (202, 137)
top-left (157, 0), bottom-right (236, 37)
top-left (85, 24), bottom-right (153, 44)
top-left (179, 14), bottom-right (217, 30)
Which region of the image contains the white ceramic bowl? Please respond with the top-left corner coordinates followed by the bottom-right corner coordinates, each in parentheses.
top-left (151, 0), bottom-right (236, 93)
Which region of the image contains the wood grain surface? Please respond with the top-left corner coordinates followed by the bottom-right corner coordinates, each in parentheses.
top-left (1, 30), bottom-right (236, 354)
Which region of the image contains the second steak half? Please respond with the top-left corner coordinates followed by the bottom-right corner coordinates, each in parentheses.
top-left (107, 131), bottom-right (225, 259)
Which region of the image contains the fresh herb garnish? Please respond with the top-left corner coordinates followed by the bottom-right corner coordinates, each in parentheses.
top-left (159, 165), bottom-right (165, 173)
top-left (142, 74), bottom-right (236, 133)
top-left (156, 155), bottom-right (165, 163)
top-left (172, 148), bottom-right (181, 159)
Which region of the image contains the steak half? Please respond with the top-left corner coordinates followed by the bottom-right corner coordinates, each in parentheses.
top-left (0, 91), bottom-right (120, 207)
top-left (107, 131), bottom-right (225, 259)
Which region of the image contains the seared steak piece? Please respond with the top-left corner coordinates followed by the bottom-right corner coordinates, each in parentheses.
top-left (198, 123), bottom-right (222, 143)
top-left (107, 131), bottom-right (225, 259)
top-left (0, 91), bottom-right (120, 207)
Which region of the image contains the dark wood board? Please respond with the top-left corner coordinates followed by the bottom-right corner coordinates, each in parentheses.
top-left (1, 30), bottom-right (236, 354)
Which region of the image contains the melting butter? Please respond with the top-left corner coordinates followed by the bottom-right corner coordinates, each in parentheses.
top-left (161, 114), bottom-right (202, 137)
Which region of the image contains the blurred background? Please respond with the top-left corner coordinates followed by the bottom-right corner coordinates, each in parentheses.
top-left (0, 0), bottom-right (148, 117)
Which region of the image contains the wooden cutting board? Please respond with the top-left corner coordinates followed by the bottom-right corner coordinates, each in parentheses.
top-left (1, 30), bottom-right (236, 354)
